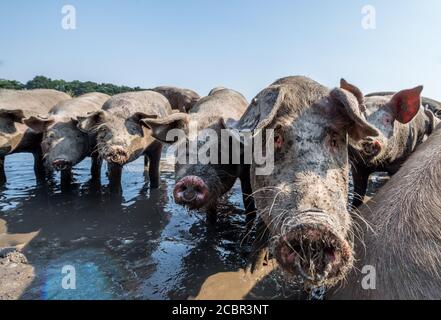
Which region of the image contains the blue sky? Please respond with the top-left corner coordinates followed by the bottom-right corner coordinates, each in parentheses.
top-left (1, 0), bottom-right (441, 100)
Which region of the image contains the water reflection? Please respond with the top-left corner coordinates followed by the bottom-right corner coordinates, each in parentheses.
top-left (0, 153), bottom-right (255, 300)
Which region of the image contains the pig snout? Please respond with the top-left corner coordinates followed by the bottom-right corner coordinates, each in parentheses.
top-left (173, 176), bottom-right (209, 209)
top-left (52, 159), bottom-right (72, 171)
top-left (104, 146), bottom-right (128, 165)
top-left (361, 138), bottom-right (382, 157)
top-left (275, 222), bottom-right (353, 286)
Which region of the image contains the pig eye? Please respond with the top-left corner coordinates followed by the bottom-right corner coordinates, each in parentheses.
top-left (97, 126), bottom-right (108, 136)
top-left (328, 132), bottom-right (339, 149)
top-left (383, 115), bottom-right (393, 125)
top-left (274, 133), bottom-right (284, 149)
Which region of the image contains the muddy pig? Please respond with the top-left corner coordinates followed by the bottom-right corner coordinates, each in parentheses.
top-left (76, 91), bottom-right (172, 190)
top-left (142, 88), bottom-right (254, 223)
top-left (23, 92), bottom-right (110, 184)
top-left (0, 89), bottom-right (71, 183)
top-left (150, 86), bottom-right (200, 112)
top-left (234, 76), bottom-right (379, 289)
top-left (341, 80), bottom-right (440, 207)
top-left (331, 124), bottom-right (441, 299)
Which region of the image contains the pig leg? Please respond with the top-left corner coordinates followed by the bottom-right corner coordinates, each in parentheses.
top-left (91, 154), bottom-right (102, 179)
top-left (207, 203), bottom-right (218, 225)
top-left (107, 163), bottom-right (123, 193)
top-left (240, 165), bottom-right (256, 222)
top-left (351, 166), bottom-right (370, 208)
top-left (144, 155), bottom-right (149, 172)
top-left (60, 169), bottom-right (73, 190)
top-left (145, 141), bottom-right (162, 189)
top-left (0, 156), bottom-right (6, 184)
top-left (33, 148), bottom-right (47, 182)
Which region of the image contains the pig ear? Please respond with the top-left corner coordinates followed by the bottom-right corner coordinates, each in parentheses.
top-left (330, 88), bottom-right (379, 141)
top-left (0, 109), bottom-right (25, 123)
top-left (23, 116), bottom-right (55, 133)
top-left (219, 117), bottom-right (251, 148)
top-left (238, 86), bottom-right (286, 131)
top-left (77, 111), bottom-right (106, 133)
top-left (340, 79), bottom-right (364, 107)
top-left (389, 86), bottom-right (423, 124)
top-left (141, 113), bottom-right (189, 143)
top-left (218, 117), bottom-right (240, 130)
top-left (130, 112), bottom-right (158, 124)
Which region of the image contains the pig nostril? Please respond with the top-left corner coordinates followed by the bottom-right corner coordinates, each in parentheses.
top-left (183, 189), bottom-right (196, 202)
top-left (173, 176), bottom-right (209, 209)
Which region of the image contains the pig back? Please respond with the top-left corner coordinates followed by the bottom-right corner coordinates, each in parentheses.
top-left (49, 92), bottom-right (110, 118)
top-left (190, 89), bottom-right (248, 125)
top-left (102, 91), bottom-right (172, 118)
top-left (0, 89), bottom-right (71, 117)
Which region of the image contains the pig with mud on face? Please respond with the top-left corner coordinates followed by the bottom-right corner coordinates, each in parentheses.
top-left (76, 91), bottom-right (172, 191)
top-left (342, 80), bottom-right (440, 207)
top-left (24, 92), bottom-right (110, 185)
top-left (235, 76), bottom-right (379, 289)
top-left (0, 89), bottom-right (71, 183)
top-left (143, 87), bottom-right (255, 224)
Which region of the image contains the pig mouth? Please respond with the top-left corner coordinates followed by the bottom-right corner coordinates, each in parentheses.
top-left (275, 224), bottom-right (353, 288)
top-left (360, 139), bottom-right (382, 158)
top-left (104, 152), bottom-right (129, 165)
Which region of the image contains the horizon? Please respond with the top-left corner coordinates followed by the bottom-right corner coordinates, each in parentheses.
top-left (1, 0), bottom-right (441, 101)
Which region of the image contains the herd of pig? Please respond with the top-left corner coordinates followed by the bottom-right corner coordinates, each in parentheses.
top-left (1, 76), bottom-right (441, 300)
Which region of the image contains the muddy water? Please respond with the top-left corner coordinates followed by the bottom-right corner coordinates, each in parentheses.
top-left (0, 152), bottom-right (388, 300)
top-left (0, 152), bottom-right (305, 300)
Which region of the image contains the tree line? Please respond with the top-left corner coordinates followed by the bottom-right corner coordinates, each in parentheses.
top-left (0, 76), bottom-right (145, 96)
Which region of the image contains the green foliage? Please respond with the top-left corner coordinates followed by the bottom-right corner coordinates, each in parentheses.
top-left (0, 75), bottom-right (145, 96)
top-left (0, 79), bottom-right (25, 90)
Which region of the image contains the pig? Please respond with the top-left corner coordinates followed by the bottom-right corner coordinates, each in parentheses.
top-left (331, 125), bottom-right (441, 299)
top-left (342, 80), bottom-right (440, 207)
top-left (150, 86), bottom-right (200, 112)
top-left (142, 88), bottom-right (255, 223)
top-left (23, 92), bottom-right (110, 184)
top-left (233, 76), bottom-right (379, 289)
top-left (76, 91), bottom-right (172, 190)
top-left (366, 91), bottom-right (441, 117)
top-left (0, 89), bottom-right (71, 183)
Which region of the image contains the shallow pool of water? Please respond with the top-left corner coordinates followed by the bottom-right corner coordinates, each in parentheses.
top-left (0, 151), bottom-right (388, 300)
top-left (0, 152), bottom-right (294, 300)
